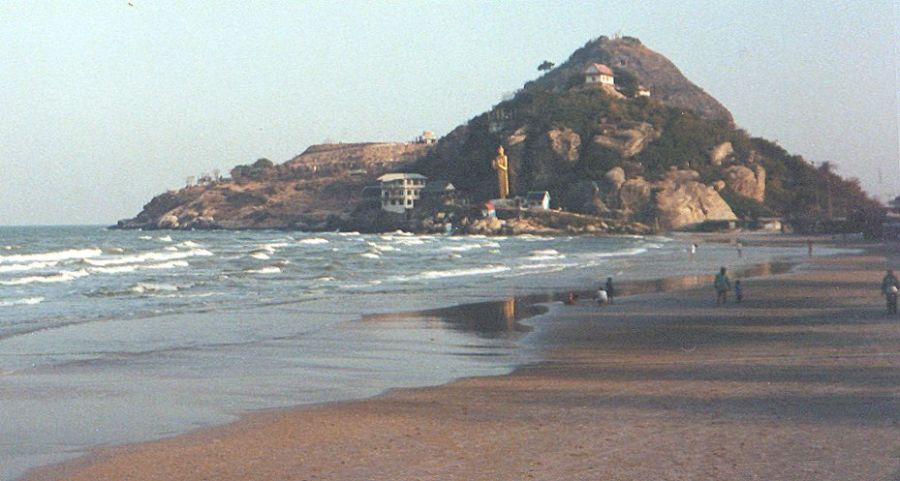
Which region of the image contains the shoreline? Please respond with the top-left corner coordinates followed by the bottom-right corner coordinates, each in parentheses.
top-left (21, 236), bottom-right (891, 481)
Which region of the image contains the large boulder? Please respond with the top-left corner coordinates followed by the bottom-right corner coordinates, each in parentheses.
top-left (618, 177), bottom-right (653, 214)
top-left (546, 128), bottom-right (581, 163)
top-left (156, 213), bottom-right (180, 229)
top-left (709, 141), bottom-right (734, 166)
top-left (527, 128), bottom-right (581, 185)
top-left (724, 164), bottom-right (766, 202)
top-left (655, 170), bottom-right (737, 229)
top-left (592, 122), bottom-right (660, 158)
top-left (560, 180), bottom-right (608, 215)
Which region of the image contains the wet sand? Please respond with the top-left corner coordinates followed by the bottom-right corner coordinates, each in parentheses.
top-left (25, 242), bottom-right (900, 481)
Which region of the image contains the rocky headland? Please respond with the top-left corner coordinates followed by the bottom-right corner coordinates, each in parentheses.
top-left (116, 35), bottom-right (883, 236)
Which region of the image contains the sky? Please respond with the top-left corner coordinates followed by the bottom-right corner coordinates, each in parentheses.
top-left (1, 1), bottom-right (897, 225)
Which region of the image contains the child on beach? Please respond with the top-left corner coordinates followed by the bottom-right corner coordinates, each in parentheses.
top-left (596, 288), bottom-right (608, 305)
top-left (734, 280), bottom-right (743, 303)
top-left (605, 277), bottom-right (615, 304)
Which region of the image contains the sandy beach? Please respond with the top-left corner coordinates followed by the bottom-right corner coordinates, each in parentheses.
top-left (24, 240), bottom-right (900, 481)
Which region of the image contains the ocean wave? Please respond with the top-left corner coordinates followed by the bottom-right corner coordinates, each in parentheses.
top-left (178, 240), bottom-right (204, 248)
top-left (0, 297), bottom-right (44, 307)
top-left (587, 247), bottom-right (648, 258)
top-left (131, 282), bottom-right (182, 294)
top-left (393, 238), bottom-right (425, 246)
top-left (529, 249), bottom-right (566, 261)
top-left (138, 235), bottom-right (153, 240)
top-left (393, 265), bottom-right (510, 282)
top-left (0, 248), bottom-right (102, 264)
top-left (87, 260), bottom-right (189, 275)
top-left (0, 269), bottom-right (90, 286)
top-left (367, 242), bottom-right (396, 252)
top-left (360, 252), bottom-right (380, 259)
top-left (157, 235), bottom-right (173, 242)
top-left (0, 260), bottom-right (58, 273)
top-left (337, 231), bottom-right (360, 236)
top-left (496, 264), bottom-right (573, 277)
top-left (245, 266), bottom-right (282, 274)
top-left (299, 238), bottom-right (329, 245)
top-left (442, 244), bottom-right (482, 252)
top-left (83, 248), bottom-right (212, 267)
top-left (249, 252), bottom-right (271, 260)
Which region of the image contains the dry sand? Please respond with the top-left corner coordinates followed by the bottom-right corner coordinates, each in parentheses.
top-left (25, 243), bottom-right (900, 481)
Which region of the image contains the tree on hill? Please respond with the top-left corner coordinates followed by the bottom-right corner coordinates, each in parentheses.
top-left (537, 60), bottom-right (555, 72)
top-left (231, 158), bottom-right (277, 182)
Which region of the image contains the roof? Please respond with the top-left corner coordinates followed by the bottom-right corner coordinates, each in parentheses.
top-left (584, 63), bottom-right (614, 76)
top-left (526, 191), bottom-right (550, 201)
top-left (377, 173), bottom-right (427, 182)
top-left (421, 181), bottom-right (456, 193)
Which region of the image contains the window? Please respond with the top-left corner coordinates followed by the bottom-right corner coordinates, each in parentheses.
top-left (407, 199), bottom-right (412, 206)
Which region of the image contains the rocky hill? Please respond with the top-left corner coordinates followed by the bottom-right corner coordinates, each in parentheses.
top-left (525, 36), bottom-right (733, 123)
top-left (116, 35), bottom-right (884, 236)
top-left (117, 142), bottom-right (431, 230)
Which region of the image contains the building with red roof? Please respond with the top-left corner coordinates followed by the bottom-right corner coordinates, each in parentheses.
top-left (584, 63), bottom-right (615, 86)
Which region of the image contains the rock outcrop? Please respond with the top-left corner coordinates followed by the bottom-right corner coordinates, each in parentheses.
top-left (654, 170), bottom-right (737, 229)
top-left (592, 122), bottom-right (660, 158)
top-left (580, 168), bottom-right (736, 229)
top-left (709, 142), bottom-right (734, 166)
top-left (724, 164), bottom-right (766, 202)
top-left (116, 142), bottom-right (433, 230)
top-left (545, 128), bottom-right (581, 163)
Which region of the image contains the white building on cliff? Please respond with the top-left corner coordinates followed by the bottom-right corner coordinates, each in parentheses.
top-left (584, 63), bottom-right (615, 86)
top-left (378, 173), bottom-right (427, 213)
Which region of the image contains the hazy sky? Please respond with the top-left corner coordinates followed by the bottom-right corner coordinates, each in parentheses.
top-left (1, 1), bottom-right (897, 225)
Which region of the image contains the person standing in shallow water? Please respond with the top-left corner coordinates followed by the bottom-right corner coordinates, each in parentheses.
top-left (882, 270), bottom-right (899, 314)
top-left (734, 280), bottom-right (743, 303)
top-left (714, 267), bottom-right (731, 304)
top-left (605, 277), bottom-right (615, 304)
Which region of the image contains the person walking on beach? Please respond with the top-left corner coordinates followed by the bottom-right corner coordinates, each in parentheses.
top-left (605, 277), bottom-right (615, 304)
top-left (736, 241), bottom-right (743, 258)
top-left (714, 267), bottom-right (732, 304)
top-left (882, 270), bottom-right (899, 314)
top-left (734, 280), bottom-right (743, 303)
top-left (690, 243), bottom-right (697, 259)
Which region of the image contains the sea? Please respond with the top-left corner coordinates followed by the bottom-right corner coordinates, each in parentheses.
top-left (0, 226), bottom-right (835, 480)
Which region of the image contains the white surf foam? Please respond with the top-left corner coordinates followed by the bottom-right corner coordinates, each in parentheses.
top-left (0, 269), bottom-right (90, 286)
top-left (130, 282), bottom-right (181, 294)
top-left (245, 266), bottom-right (282, 274)
top-left (360, 252), bottom-right (380, 259)
top-left (0, 261), bottom-right (58, 273)
top-left (0, 297), bottom-right (44, 307)
top-left (393, 265), bottom-right (510, 282)
top-left (587, 247), bottom-right (648, 258)
top-left (299, 238), bottom-right (329, 245)
top-left (0, 248), bottom-right (102, 264)
top-left (83, 248), bottom-right (212, 267)
top-left (250, 252), bottom-right (271, 260)
top-left (157, 235), bottom-right (173, 242)
top-left (442, 244), bottom-right (482, 252)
